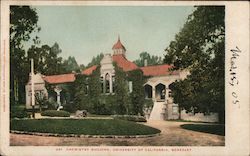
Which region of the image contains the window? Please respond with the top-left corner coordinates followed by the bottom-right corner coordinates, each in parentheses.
top-left (112, 76), bottom-right (115, 93)
top-left (85, 85), bottom-right (89, 95)
top-left (100, 76), bottom-right (104, 93)
top-left (129, 81), bottom-right (133, 93)
top-left (105, 73), bottom-right (110, 93)
top-left (169, 90), bottom-right (172, 97)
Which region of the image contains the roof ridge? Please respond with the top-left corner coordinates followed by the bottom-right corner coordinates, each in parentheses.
top-left (45, 73), bottom-right (75, 77)
top-left (139, 64), bottom-right (171, 68)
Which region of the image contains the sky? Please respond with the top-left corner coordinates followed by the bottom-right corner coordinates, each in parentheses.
top-left (25, 6), bottom-right (194, 65)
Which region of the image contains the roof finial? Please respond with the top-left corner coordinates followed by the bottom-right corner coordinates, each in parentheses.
top-left (118, 34), bottom-right (120, 41)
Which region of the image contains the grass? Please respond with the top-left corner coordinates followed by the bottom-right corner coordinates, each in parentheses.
top-left (10, 119), bottom-right (161, 136)
top-left (180, 124), bottom-right (225, 136)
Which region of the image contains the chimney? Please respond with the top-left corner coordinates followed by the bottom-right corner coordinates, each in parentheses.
top-left (144, 59), bottom-right (148, 66)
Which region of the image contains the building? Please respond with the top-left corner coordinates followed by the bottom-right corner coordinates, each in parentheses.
top-left (26, 37), bottom-right (218, 122)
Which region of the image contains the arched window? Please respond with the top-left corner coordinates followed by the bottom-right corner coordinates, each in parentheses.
top-left (144, 84), bottom-right (152, 98)
top-left (112, 76), bottom-right (115, 93)
top-left (105, 73), bottom-right (110, 93)
top-left (85, 85), bottom-right (88, 95)
top-left (100, 76), bottom-right (104, 93)
top-left (155, 83), bottom-right (166, 101)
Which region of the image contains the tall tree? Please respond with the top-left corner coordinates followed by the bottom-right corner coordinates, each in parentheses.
top-left (62, 56), bottom-right (80, 73)
top-left (86, 53), bottom-right (104, 68)
top-left (10, 6), bottom-right (40, 104)
top-left (72, 74), bottom-right (89, 112)
top-left (128, 69), bottom-right (145, 115)
top-left (114, 64), bottom-right (131, 115)
top-left (164, 6), bottom-right (225, 122)
top-left (134, 52), bottom-right (162, 67)
top-left (27, 43), bottom-right (65, 75)
top-left (88, 66), bottom-right (102, 114)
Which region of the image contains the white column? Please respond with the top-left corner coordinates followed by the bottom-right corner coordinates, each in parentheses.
top-left (152, 87), bottom-right (156, 102)
top-left (31, 59), bottom-right (35, 107)
top-left (54, 86), bottom-right (62, 110)
top-left (109, 75), bottom-right (112, 93)
top-left (165, 88), bottom-right (170, 103)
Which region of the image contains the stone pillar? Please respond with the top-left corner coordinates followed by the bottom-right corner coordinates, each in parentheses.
top-left (152, 87), bottom-right (156, 102)
top-left (109, 75), bottom-right (113, 93)
top-left (103, 76), bottom-right (106, 94)
top-left (165, 88), bottom-right (170, 103)
top-left (54, 86), bottom-right (62, 110)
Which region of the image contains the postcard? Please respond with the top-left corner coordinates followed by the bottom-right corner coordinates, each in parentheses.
top-left (0, 1), bottom-right (249, 156)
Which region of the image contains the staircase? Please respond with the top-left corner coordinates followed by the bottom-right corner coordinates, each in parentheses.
top-left (149, 101), bottom-right (166, 120)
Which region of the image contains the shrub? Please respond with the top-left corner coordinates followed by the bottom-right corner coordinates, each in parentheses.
top-left (144, 99), bottom-right (154, 109)
top-left (63, 101), bottom-right (77, 113)
top-left (95, 95), bottom-right (116, 115)
top-left (10, 105), bottom-right (30, 118)
top-left (41, 110), bottom-right (70, 117)
top-left (112, 115), bottom-right (147, 122)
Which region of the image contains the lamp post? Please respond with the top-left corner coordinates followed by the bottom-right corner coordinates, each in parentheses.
top-left (31, 59), bottom-right (35, 118)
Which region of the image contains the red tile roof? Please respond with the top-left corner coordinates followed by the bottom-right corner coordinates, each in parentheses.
top-left (43, 73), bottom-right (75, 84)
top-left (82, 65), bottom-right (97, 75)
top-left (140, 64), bottom-right (179, 76)
top-left (112, 37), bottom-right (126, 51)
top-left (112, 54), bottom-right (138, 72)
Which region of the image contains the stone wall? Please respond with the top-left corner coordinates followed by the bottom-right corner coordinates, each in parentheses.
top-left (180, 110), bottom-right (219, 123)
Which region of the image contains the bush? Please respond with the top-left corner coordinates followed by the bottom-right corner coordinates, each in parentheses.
top-left (112, 115), bottom-right (147, 122)
top-left (10, 105), bottom-right (30, 118)
top-left (144, 99), bottom-right (154, 109)
top-left (41, 110), bottom-right (70, 117)
top-left (63, 101), bottom-right (77, 113)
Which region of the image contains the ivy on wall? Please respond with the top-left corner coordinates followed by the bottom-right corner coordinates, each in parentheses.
top-left (127, 69), bottom-right (145, 115)
top-left (61, 64), bottom-right (148, 115)
top-left (113, 64), bottom-right (131, 115)
top-left (72, 74), bottom-right (89, 112)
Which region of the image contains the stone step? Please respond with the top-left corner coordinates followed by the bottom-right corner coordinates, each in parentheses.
top-left (149, 101), bottom-right (166, 120)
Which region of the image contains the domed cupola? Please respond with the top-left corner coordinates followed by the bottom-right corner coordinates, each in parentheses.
top-left (112, 36), bottom-right (126, 56)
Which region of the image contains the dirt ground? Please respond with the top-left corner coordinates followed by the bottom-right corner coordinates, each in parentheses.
top-left (10, 121), bottom-right (224, 146)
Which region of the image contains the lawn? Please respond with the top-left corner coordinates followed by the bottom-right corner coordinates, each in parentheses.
top-left (10, 119), bottom-right (161, 136)
top-left (180, 124), bottom-right (225, 136)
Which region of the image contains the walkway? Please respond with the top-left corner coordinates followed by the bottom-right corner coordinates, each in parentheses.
top-left (10, 120), bottom-right (224, 146)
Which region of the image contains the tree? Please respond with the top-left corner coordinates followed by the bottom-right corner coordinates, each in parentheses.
top-left (62, 56), bottom-right (80, 73)
top-left (164, 6), bottom-right (225, 123)
top-left (79, 64), bottom-right (86, 71)
top-left (88, 66), bottom-right (102, 114)
top-left (128, 69), bottom-right (145, 115)
top-left (35, 91), bottom-right (48, 112)
top-left (45, 43), bottom-right (65, 75)
top-left (27, 42), bottom-right (66, 75)
top-left (134, 52), bottom-right (162, 67)
top-left (86, 53), bottom-right (104, 68)
top-left (72, 74), bottom-right (89, 112)
top-left (10, 6), bottom-right (40, 104)
top-left (114, 64), bottom-right (131, 115)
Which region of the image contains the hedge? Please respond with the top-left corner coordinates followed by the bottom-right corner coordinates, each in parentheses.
top-left (10, 105), bottom-right (30, 118)
top-left (112, 115), bottom-right (147, 122)
top-left (41, 110), bottom-right (70, 117)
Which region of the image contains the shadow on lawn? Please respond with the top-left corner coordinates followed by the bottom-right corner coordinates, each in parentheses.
top-left (180, 124), bottom-right (225, 136)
